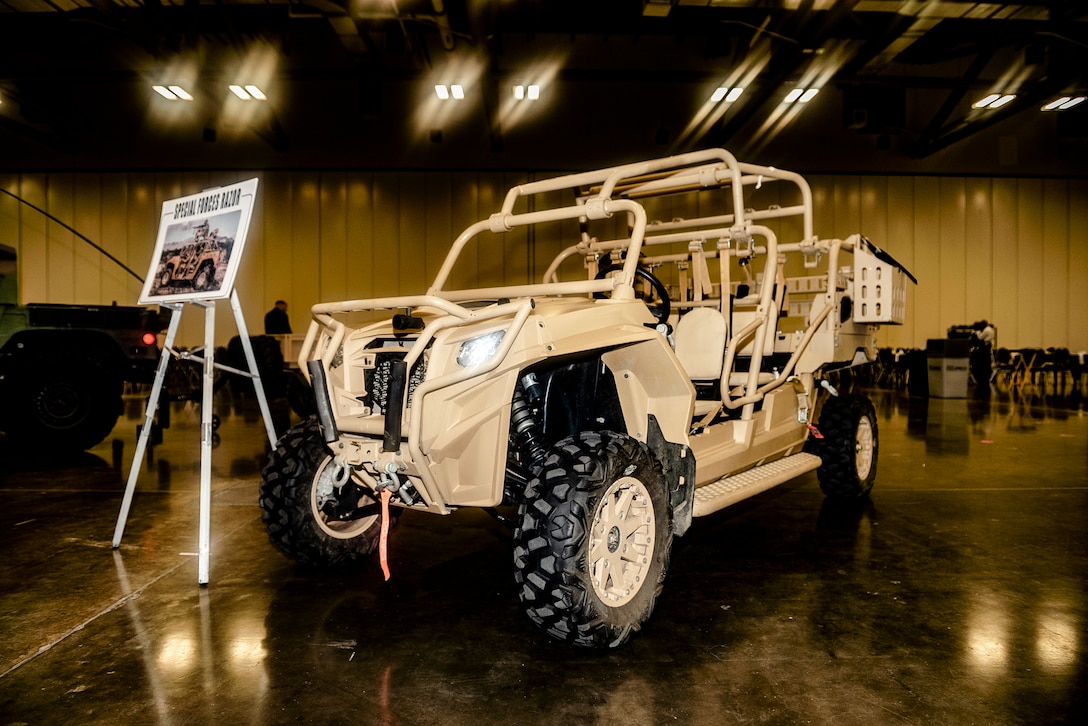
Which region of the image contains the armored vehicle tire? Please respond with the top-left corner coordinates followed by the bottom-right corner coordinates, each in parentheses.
top-left (226, 335), bottom-right (286, 399)
top-left (286, 370), bottom-right (317, 418)
top-left (260, 417), bottom-right (399, 568)
top-left (8, 360), bottom-right (122, 451)
top-left (513, 431), bottom-right (672, 648)
top-left (194, 262), bottom-right (216, 291)
top-left (159, 268), bottom-right (172, 289)
top-left (811, 394), bottom-right (878, 499)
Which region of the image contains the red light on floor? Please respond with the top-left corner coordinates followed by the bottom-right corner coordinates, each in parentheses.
top-left (142, 332), bottom-right (158, 346)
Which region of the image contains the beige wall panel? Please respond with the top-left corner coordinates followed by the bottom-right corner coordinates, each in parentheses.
top-left (126, 176), bottom-right (159, 302)
top-left (397, 174), bottom-right (427, 295)
top-left (502, 172), bottom-right (533, 286)
top-left (345, 173), bottom-right (375, 302)
top-left (0, 176), bottom-right (19, 294)
top-left (1069, 180), bottom-right (1088, 353)
top-left (475, 174), bottom-right (509, 290)
top-left (232, 172), bottom-right (266, 326)
top-left (45, 175), bottom-right (76, 304)
top-left (808, 177), bottom-right (833, 241)
top-left (444, 173), bottom-right (479, 292)
top-left (990, 179), bottom-right (1019, 349)
top-left (72, 174), bottom-right (102, 302)
top-left (261, 172), bottom-right (297, 332)
top-left (423, 173), bottom-right (453, 290)
top-left (318, 173), bottom-right (349, 305)
top-left (99, 176), bottom-right (140, 303)
top-left (6, 169), bottom-right (1087, 353)
top-left (963, 178), bottom-right (994, 326)
top-left (1015, 179), bottom-right (1044, 348)
top-left (938, 177), bottom-right (967, 329)
top-left (832, 175), bottom-right (862, 236)
top-left (912, 178), bottom-right (942, 345)
top-left (884, 176), bottom-right (917, 348)
top-left (1041, 179), bottom-right (1070, 347)
top-left (371, 174), bottom-right (401, 298)
top-left (291, 174), bottom-right (323, 336)
top-left (531, 187), bottom-right (579, 283)
top-left (19, 176), bottom-right (48, 303)
top-left (859, 176), bottom-right (889, 245)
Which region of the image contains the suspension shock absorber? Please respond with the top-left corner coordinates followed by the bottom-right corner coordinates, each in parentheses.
top-left (511, 377), bottom-right (546, 468)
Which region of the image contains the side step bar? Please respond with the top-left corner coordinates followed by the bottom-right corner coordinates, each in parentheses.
top-left (693, 452), bottom-right (821, 517)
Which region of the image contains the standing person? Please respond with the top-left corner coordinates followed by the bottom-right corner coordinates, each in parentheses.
top-left (971, 319), bottom-right (995, 386)
top-left (264, 300), bottom-right (291, 334)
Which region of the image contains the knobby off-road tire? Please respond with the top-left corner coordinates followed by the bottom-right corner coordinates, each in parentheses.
top-left (513, 431), bottom-right (673, 648)
top-left (812, 394), bottom-right (878, 499)
top-left (260, 417), bottom-right (399, 567)
top-left (194, 262), bottom-right (216, 292)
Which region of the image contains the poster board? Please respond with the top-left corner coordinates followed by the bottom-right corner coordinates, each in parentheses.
top-left (138, 178), bottom-right (259, 304)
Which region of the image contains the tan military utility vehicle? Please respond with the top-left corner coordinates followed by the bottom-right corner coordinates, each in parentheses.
top-left (260, 149), bottom-right (915, 647)
top-left (157, 221), bottom-right (227, 292)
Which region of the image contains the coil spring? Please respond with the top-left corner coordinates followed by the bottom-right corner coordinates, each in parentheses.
top-left (510, 386), bottom-right (546, 468)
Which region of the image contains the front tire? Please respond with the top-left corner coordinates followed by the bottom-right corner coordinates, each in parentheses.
top-left (260, 417), bottom-right (398, 567)
top-left (194, 262), bottom-right (216, 291)
top-left (812, 394), bottom-right (878, 499)
top-left (7, 360), bottom-right (122, 451)
top-left (513, 431), bottom-right (672, 647)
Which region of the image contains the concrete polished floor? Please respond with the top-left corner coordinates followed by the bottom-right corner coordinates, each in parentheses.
top-left (1, 383), bottom-right (1086, 725)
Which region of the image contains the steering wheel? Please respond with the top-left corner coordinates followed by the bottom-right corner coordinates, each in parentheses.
top-left (594, 264), bottom-right (671, 327)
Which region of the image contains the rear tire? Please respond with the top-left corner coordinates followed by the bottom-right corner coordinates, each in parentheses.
top-left (513, 431), bottom-right (672, 647)
top-left (260, 417), bottom-right (398, 567)
top-left (812, 394), bottom-right (878, 499)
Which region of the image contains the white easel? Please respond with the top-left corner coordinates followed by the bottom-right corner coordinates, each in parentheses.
top-left (111, 289), bottom-right (277, 584)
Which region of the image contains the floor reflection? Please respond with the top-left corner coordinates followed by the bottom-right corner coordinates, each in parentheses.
top-left (0, 378), bottom-right (1084, 724)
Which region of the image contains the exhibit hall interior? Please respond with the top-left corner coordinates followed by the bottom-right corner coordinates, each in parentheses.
top-left (1, 2), bottom-right (1086, 724)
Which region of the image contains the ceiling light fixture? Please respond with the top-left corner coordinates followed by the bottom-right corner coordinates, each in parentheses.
top-left (710, 86), bottom-right (744, 103)
top-left (228, 84), bottom-right (267, 101)
top-left (513, 84), bottom-right (541, 100)
top-left (1042, 95), bottom-right (1085, 111)
top-left (167, 85), bottom-right (192, 101)
top-left (784, 88), bottom-right (821, 103)
top-left (436, 84), bottom-right (465, 100)
top-left (973, 93), bottom-right (1015, 109)
top-left (153, 85), bottom-right (194, 101)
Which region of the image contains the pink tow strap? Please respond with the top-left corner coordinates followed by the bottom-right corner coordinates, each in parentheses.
top-left (379, 488), bottom-right (392, 581)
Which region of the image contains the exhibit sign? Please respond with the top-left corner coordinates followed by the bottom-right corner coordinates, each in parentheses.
top-left (139, 178), bottom-right (259, 304)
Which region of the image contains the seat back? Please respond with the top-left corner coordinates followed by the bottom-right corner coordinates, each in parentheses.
top-left (674, 307), bottom-right (727, 380)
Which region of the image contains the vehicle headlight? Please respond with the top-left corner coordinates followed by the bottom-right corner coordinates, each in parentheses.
top-left (457, 330), bottom-right (505, 368)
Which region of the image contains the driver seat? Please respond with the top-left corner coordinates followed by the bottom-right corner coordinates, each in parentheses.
top-left (674, 308), bottom-right (727, 416)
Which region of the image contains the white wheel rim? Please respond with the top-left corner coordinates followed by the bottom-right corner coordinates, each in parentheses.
top-left (589, 475), bottom-right (655, 607)
top-left (855, 416), bottom-right (875, 480)
top-left (310, 458), bottom-right (379, 540)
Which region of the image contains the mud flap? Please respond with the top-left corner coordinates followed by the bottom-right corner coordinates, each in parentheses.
top-left (646, 415), bottom-right (695, 537)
